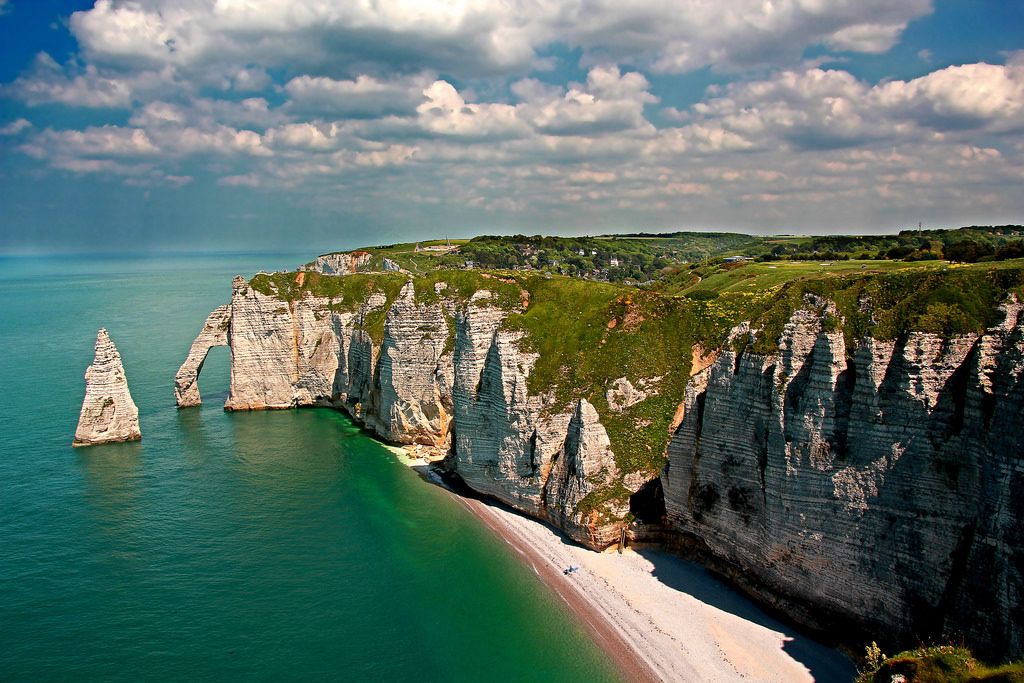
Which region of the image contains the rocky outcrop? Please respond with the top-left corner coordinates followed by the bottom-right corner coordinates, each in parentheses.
top-left (302, 251), bottom-right (372, 275)
top-left (174, 304), bottom-right (230, 407)
top-left (606, 375), bottom-right (660, 413)
top-left (73, 329), bottom-right (141, 447)
top-left (663, 294), bottom-right (1024, 658)
top-left (544, 399), bottom-right (624, 545)
top-left (180, 267), bottom-right (1024, 657)
top-left (182, 275), bottom-right (629, 548)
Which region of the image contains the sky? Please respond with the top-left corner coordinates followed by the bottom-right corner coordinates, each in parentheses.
top-left (0, 0), bottom-right (1023, 253)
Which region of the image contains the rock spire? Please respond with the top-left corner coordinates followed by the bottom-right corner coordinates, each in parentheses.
top-left (73, 329), bottom-right (142, 447)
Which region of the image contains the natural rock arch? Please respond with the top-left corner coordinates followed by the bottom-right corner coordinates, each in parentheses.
top-left (174, 304), bottom-right (231, 407)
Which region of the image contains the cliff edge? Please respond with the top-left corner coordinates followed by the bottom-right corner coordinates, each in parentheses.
top-left (664, 293), bottom-right (1024, 659)
top-left (178, 263), bottom-right (1024, 659)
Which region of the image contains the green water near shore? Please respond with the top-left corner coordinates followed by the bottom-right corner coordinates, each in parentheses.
top-left (0, 253), bottom-right (619, 681)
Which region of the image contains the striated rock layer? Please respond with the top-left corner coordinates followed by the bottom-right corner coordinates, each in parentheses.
top-left (181, 272), bottom-right (1024, 658)
top-left (74, 329), bottom-right (141, 447)
top-left (301, 251), bottom-right (372, 275)
top-left (174, 304), bottom-right (230, 407)
top-left (183, 276), bottom-right (625, 547)
top-left (663, 294), bottom-right (1024, 659)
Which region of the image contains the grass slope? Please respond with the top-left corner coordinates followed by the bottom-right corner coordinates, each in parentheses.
top-left (251, 256), bottom-right (1024, 524)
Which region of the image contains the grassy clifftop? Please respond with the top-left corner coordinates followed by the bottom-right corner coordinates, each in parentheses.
top-left (250, 254), bottom-right (1024, 523)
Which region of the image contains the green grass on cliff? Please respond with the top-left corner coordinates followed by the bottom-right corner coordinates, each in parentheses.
top-left (249, 257), bottom-right (1024, 525)
top-left (502, 277), bottom-right (696, 477)
top-left (249, 270), bottom-right (407, 344)
top-left (857, 644), bottom-right (1024, 683)
top-left (740, 262), bottom-right (1024, 354)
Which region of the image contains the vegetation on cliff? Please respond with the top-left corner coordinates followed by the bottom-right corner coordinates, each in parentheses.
top-left (313, 225), bottom-right (1024, 287)
top-left (261, 229), bottom-right (1024, 528)
top-left (857, 644), bottom-right (1024, 683)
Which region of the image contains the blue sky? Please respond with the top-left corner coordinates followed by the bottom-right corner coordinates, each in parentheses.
top-left (0, 0), bottom-right (1022, 253)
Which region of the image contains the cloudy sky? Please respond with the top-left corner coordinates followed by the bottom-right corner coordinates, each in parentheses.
top-left (1, 0), bottom-right (1022, 253)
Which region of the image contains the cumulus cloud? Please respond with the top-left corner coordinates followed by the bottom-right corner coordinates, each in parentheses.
top-left (5, 1), bottom-right (1023, 234)
top-left (284, 73), bottom-right (431, 118)
top-left (415, 81), bottom-right (527, 139)
top-left (664, 62), bottom-right (1024, 154)
top-left (517, 66), bottom-right (657, 136)
top-left (8, 52), bottom-right (133, 107)
top-left (874, 62), bottom-right (1024, 130)
top-left (0, 118), bottom-right (31, 135)
top-left (64, 0), bottom-right (932, 79)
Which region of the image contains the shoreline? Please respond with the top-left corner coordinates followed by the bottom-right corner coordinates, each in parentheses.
top-left (457, 495), bottom-right (662, 683)
top-left (389, 446), bottom-right (855, 682)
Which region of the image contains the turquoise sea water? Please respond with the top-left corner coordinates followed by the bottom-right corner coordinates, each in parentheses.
top-left (0, 253), bottom-right (620, 682)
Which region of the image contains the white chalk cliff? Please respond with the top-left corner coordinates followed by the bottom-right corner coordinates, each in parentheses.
top-left (179, 275), bottom-right (628, 547)
top-left (178, 272), bottom-right (1024, 658)
top-left (663, 294), bottom-right (1024, 660)
top-left (73, 329), bottom-right (141, 447)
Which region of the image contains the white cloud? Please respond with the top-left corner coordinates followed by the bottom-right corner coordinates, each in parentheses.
top-left (825, 23), bottom-right (907, 54)
top-left (23, 126), bottom-right (159, 158)
top-left (874, 62), bottom-right (1024, 129)
top-left (228, 66), bottom-right (271, 92)
top-left (65, 0), bottom-right (932, 80)
top-left (284, 73), bottom-right (431, 118)
top-left (661, 62), bottom-right (1024, 155)
top-left (0, 118), bottom-right (31, 135)
top-left (416, 81), bottom-right (527, 139)
top-left (6, 0), bottom-right (1022, 241)
top-left (517, 66), bottom-right (657, 136)
top-left (9, 52), bottom-right (133, 108)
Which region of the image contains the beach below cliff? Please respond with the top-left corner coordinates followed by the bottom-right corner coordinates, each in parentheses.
top-left (460, 495), bottom-right (855, 682)
top-left (389, 448), bottom-right (854, 682)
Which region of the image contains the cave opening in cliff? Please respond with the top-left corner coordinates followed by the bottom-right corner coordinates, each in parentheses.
top-left (629, 477), bottom-right (667, 525)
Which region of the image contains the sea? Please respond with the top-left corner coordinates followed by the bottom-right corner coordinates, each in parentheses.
top-left (0, 252), bottom-right (620, 682)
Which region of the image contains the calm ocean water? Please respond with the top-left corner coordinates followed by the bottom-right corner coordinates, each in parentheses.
top-left (0, 253), bottom-right (619, 682)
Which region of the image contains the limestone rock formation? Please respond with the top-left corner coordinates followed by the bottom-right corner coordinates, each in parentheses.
top-left (174, 304), bottom-right (230, 407)
top-left (302, 251), bottom-right (372, 275)
top-left (182, 275), bottom-right (628, 548)
top-left (606, 375), bottom-right (660, 413)
top-left (663, 294), bottom-right (1024, 659)
top-left (179, 268), bottom-right (1024, 658)
top-left (73, 329), bottom-right (141, 447)
top-left (545, 399), bottom-right (623, 545)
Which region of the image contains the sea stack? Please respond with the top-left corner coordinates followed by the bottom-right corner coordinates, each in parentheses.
top-left (73, 329), bottom-right (142, 447)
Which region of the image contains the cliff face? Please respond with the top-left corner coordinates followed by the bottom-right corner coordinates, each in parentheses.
top-left (302, 251), bottom-right (372, 275)
top-left (182, 275), bottom-right (623, 546)
top-left (179, 268), bottom-right (1024, 656)
top-left (74, 329), bottom-right (142, 447)
top-left (663, 294), bottom-right (1024, 658)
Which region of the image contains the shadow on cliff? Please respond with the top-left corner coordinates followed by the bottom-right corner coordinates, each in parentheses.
top-left (635, 548), bottom-right (856, 682)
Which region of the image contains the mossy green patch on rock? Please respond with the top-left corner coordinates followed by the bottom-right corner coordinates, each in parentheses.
top-left (858, 645), bottom-right (1024, 683)
top-left (249, 271), bottom-right (407, 345)
top-left (500, 277), bottom-right (707, 515)
top-left (747, 264), bottom-right (1024, 354)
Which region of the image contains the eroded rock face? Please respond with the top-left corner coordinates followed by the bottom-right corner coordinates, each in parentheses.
top-left (663, 294), bottom-right (1024, 658)
top-left (174, 304), bottom-right (231, 407)
top-left (183, 277), bottom-right (629, 548)
top-left (606, 375), bottom-right (660, 413)
top-left (544, 399), bottom-right (624, 546)
top-left (180, 272), bottom-right (1024, 656)
top-left (302, 251), bottom-right (372, 275)
top-left (73, 329), bottom-right (141, 447)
